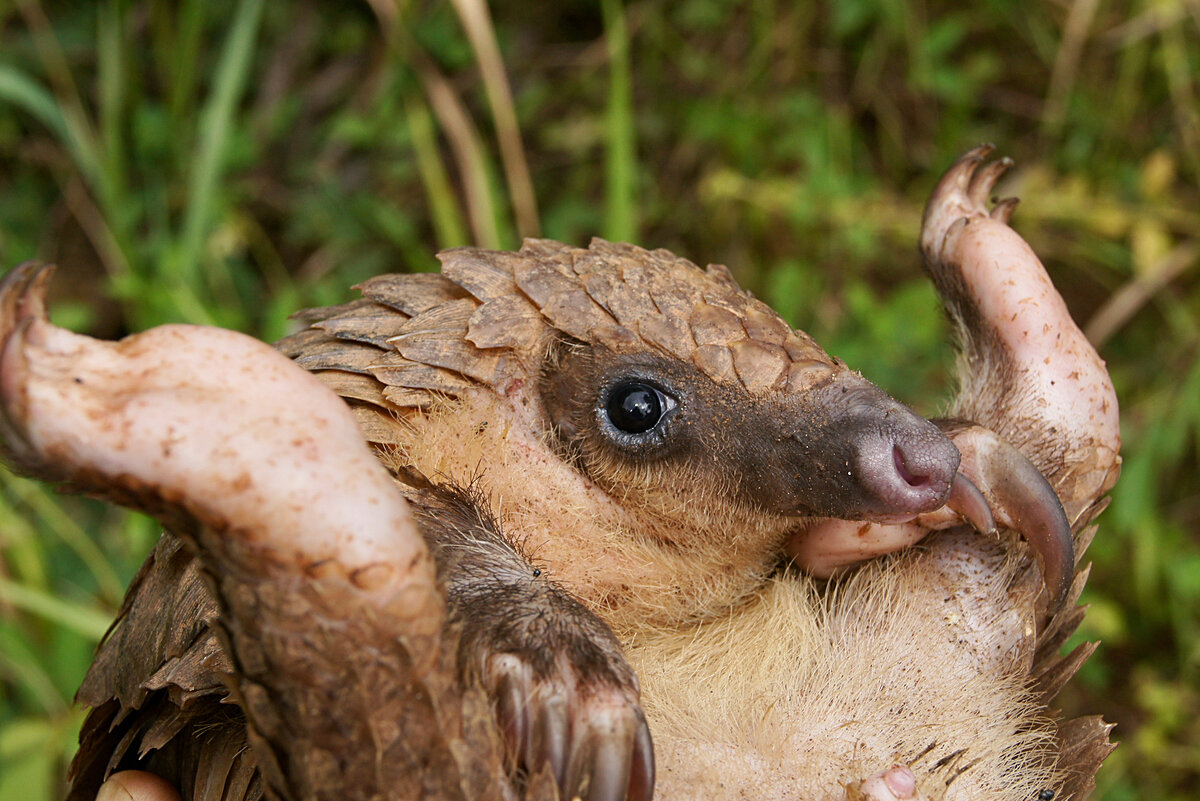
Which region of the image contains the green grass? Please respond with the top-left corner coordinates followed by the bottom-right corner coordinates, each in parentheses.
top-left (1, 2), bottom-right (1198, 799)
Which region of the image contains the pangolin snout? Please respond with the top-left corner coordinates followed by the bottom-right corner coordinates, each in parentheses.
top-left (851, 421), bottom-right (958, 520)
top-left (784, 372), bottom-right (960, 522)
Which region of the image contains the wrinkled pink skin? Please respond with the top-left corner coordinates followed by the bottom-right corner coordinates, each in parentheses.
top-left (0, 290), bottom-right (425, 591)
top-left (0, 264), bottom-right (455, 801)
top-left (0, 266), bottom-right (436, 623)
top-left (923, 159), bottom-right (1120, 484)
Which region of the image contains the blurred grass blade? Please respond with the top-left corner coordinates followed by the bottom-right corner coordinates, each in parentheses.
top-left (1042, 0), bottom-right (1100, 136)
top-left (1084, 243), bottom-right (1197, 346)
top-left (405, 94), bottom-right (469, 249)
top-left (0, 66), bottom-right (102, 190)
top-left (0, 713), bottom-right (81, 801)
top-left (10, 0), bottom-right (105, 195)
top-left (0, 66), bottom-right (68, 146)
top-left (0, 626), bottom-right (67, 715)
top-left (415, 55), bottom-right (505, 249)
top-left (375, 3), bottom-right (509, 249)
top-left (174, 0), bottom-right (265, 321)
top-left (449, 0), bottom-right (541, 238)
top-left (0, 576), bottom-right (112, 640)
top-left (1159, 8), bottom-right (1200, 178)
top-left (156, 0), bottom-right (207, 124)
top-left (96, 1), bottom-right (129, 219)
top-left (0, 491), bottom-right (49, 588)
top-left (8, 476), bottom-right (124, 603)
top-left (601, 0), bottom-right (636, 242)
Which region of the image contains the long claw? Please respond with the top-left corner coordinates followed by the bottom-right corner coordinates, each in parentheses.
top-left (534, 693), bottom-right (569, 787)
top-left (945, 473), bottom-right (996, 537)
top-left (967, 157), bottom-right (1013, 207)
top-left (628, 711), bottom-right (654, 801)
top-left (946, 424), bottom-right (1074, 613)
top-left (990, 196), bottom-right (1019, 223)
top-left (988, 448), bottom-right (1074, 612)
top-left (938, 144), bottom-right (994, 195)
top-left (964, 153), bottom-right (1012, 203)
top-left (920, 144), bottom-right (1003, 260)
top-left (565, 732), bottom-right (596, 800)
top-left (484, 648), bottom-right (649, 800)
top-left (950, 144), bottom-right (994, 188)
top-left (0, 263), bottom-right (53, 332)
top-left (492, 660), bottom-right (530, 769)
top-left (587, 734), bottom-right (634, 801)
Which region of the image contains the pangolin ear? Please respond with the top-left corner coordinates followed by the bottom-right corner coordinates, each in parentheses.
top-left (536, 336), bottom-right (596, 449)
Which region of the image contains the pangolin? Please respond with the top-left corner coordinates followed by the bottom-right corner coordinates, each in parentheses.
top-left (0, 147), bottom-right (1120, 801)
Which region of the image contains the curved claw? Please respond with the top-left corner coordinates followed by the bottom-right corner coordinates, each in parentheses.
top-left (967, 156), bottom-right (1013, 207)
top-left (535, 692), bottom-right (569, 786)
top-left (572, 706), bottom-right (653, 801)
top-left (0, 263), bottom-right (59, 478)
top-left (583, 732), bottom-right (631, 801)
top-left (629, 710), bottom-right (655, 801)
top-left (487, 652), bottom-right (653, 801)
top-left (920, 144), bottom-right (1016, 264)
top-left (944, 472), bottom-right (996, 538)
top-left (0, 263), bottom-right (54, 330)
top-left (990, 196), bottom-right (1019, 223)
top-left (930, 144), bottom-right (992, 199)
top-left (942, 422), bottom-right (1074, 613)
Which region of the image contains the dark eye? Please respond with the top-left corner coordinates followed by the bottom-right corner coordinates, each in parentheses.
top-left (606, 382), bottom-right (669, 434)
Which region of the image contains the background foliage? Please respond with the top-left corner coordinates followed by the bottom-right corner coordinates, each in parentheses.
top-left (0, 1), bottom-right (1197, 799)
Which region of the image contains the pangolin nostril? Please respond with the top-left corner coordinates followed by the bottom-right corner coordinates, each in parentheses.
top-left (893, 443), bottom-right (932, 488)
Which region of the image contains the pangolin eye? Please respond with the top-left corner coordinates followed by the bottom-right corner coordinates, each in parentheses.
top-left (605, 382), bottom-right (669, 434)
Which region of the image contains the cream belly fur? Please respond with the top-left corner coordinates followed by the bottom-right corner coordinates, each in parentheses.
top-left (628, 544), bottom-right (1056, 801)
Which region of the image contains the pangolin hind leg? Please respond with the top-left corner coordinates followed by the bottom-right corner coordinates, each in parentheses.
top-left (793, 146), bottom-right (1118, 599)
top-left (921, 145), bottom-right (1121, 519)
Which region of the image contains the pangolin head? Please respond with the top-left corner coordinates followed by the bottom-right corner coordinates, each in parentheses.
top-left (282, 238), bottom-right (958, 526)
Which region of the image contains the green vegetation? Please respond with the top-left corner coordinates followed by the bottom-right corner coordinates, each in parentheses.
top-left (1, 1), bottom-right (1197, 799)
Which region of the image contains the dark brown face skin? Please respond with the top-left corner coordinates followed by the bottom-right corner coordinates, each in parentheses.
top-left (539, 341), bottom-right (959, 525)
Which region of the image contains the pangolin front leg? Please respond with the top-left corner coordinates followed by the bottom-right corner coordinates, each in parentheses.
top-left (922, 145), bottom-right (1121, 518)
top-left (810, 148), bottom-right (1120, 801)
top-left (0, 264), bottom-right (503, 801)
top-left (413, 487), bottom-right (654, 801)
